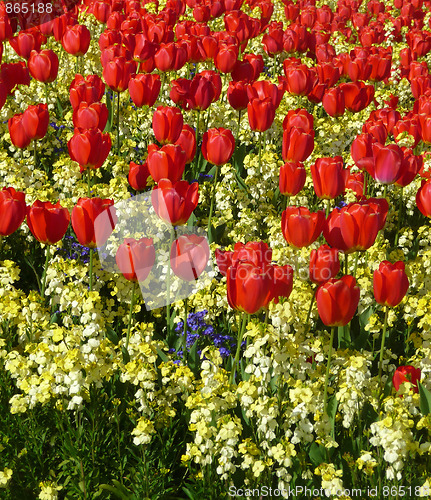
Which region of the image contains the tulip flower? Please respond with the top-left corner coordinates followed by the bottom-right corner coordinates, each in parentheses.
top-left (174, 125), bottom-right (196, 165)
top-left (282, 127), bottom-right (315, 163)
top-left (392, 366), bottom-right (421, 394)
top-left (284, 64), bottom-right (314, 95)
top-left (152, 179), bottom-right (199, 226)
top-left (62, 25), bottom-right (91, 56)
top-left (309, 245), bottom-right (340, 285)
top-left (170, 234), bottom-right (210, 282)
top-left (281, 207), bottom-right (325, 248)
top-left (128, 73), bottom-right (161, 108)
top-left (147, 144), bottom-right (186, 183)
top-left (202, 128), bottom-right (235, 166)
top-left (322, 86), bottom-right (345, 117)
top-left (71, 197), bottom-right (115, 249)
top-left (68, 128), bottom-right (111, 173)
top-left (271, 264), bottom-right (294, 303)
top-left (372, 143), bottom-right (403, 185)
top-left (227, 81), bottom-right (249, 111)
top-left (152, 106), bottom-right (183, 145)
top-left (340, 82), bottom-right (374, 113)
top-left (128, 161), bottom-right (150, 191)
top-left (279, 161), bottom-right (306, 197)
top-left (416, 180), bottom-right (431, 217)
top-left (9, 30), bottom-right (45, 59)
top-left (0, 187), bottom-right (26, 236)
top-left (72, 102), bottom-right (109, 131)
top-left (373, 260), bottom-right (409, 308)
top-left (247, 97), bottom-right (276, 132)
top-left (310, 156), bottom-right (345, 200)
top-left (214, 43), bottom-right (238, 73)
top-left (28, 49), bottom-right (59, 83)
top-left (282, 109), bottom-right (313, 133)
top-left (316, 275), bottom-right (359, 327)
top-left (69, 74), bottom-right (105, 110)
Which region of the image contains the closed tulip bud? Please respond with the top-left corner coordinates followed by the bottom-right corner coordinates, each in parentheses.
top-left (152, 106), bottom-right (183, 144)
top-left (28, 49), bottom-right (59, 83)
top-left (419, 114), bottom-right (431, 144)
top-left (309, 245), bottom-right (340, 284)
top-left (68, 128), bottom-right (111, 172)
top-left (0, 187), bottom-right (26, 236)
top-left (202, 127), bottom-right (235, 166)
top-left (9, 30), bottom-right (45, 60)
top-left (247, 97), bottom-right (276, 132)
top-left (147, 144), bottom-right (186, 183)
top-left (362, 120), bottom-right (388, 145)
top-left (26, 200), bottom-right (70, 245)
top-left (72, 102), bottom-right (108, 131)
top-left (174, 124), bottom-right (196, 164)
top-left (392, 366), bottom-right (421, 394)
top-left (103, 57), bottom-right (136, 93)
top-left (115, 237), bottom-right (155, 282)
top-left (271, 264), bottom-right (294, 303)
top-left (311, 156), bottom-right (345, 199)
top-left (128, 73), bottom-right (161, 107)
top-left (282, 127), bottom-right (314, 162)
top-left (322, 86), bottom-right (345, 117)
top-left (416, 179), bottom-right (431, 217)
top-left (284, 64), bottom-right (314, 95)
top-left (316, 275), bottom-right (360, 326)
top-left (279, 161), bottom-right (306, 197)
top-left (340, 82), bottom-right (374, 113)
top-left (9, 104), bottom-right (49, 148)
top-left (394, 149), bottom-right (422, 187)
top-left (128, 161), bottom-right (150, 191)
top-left (227, 81), bottom-right (249, 110)
top-left (152, 179), bottom-right (199, 226)
top-left (372, 143), bottom-right (403, 184)
top-left (282, 109), bottom-right (313, 133)
top-left (170, 234), bottom-right (210, 281)
top-left (71, 197), bottom-right (115, 248)
top-left (281, 206), bottom-right (325, 248)
top-left (373, 260), bottom-right (409, 307)
top-left (247, 80), bottom-right (284, 108)
top-left (69, 74), bottom-right (105, 110)
top-left (62, 25), bottom-right (91, 56)
top-left (188, 74), bottom-right (215, 110)
top-left (214, 43), bottom-right (238, 73)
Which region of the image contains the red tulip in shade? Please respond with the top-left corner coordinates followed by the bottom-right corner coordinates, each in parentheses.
top-left (316, 275), bottom-right (360, 326)
top-left (247, 98), bottom-right (276, 132)
top-left (282, 127), bottom-right (315, 162)
top-left (72, 102), bottom-right (109, 131)
top-left (322, 86), bottom-right (345, 117)
top-left (202, 128), bottom-right (235, 165)
top-left (373, 261), bottom-right (409, 308)
top-left (152, 106), bottom-right (183, 144)
top-left (128, 161), bottom-right (150, 191)
top-left (8, 104), bottom-right (49, 148)
top-left (372, 144), bottom-right (404, 185)
top-left (28, 49), bottom-right (59, 83)
top-left (103, 57), bottom-right (137, 93)
top-left (68, 128), bottom-right (111, 172)
top-left (227, 81), bottom-right (249, 110)
top-left (152, 179), bottom-right (199, 226)
top-left (128, 73), bottom-right (161, 108)
top-left (323, 203), bottom-right (380, 254)
top-left (174, 125), bottom-right (197, 164)
top-left (416, 180), bottom-right (431, 217)
top-left (0, 187), bottom-right (26, 236)
top-left (392, 366), bottom-right (421, 394)
top-left (71, 197), bottom-right (115, 248)
top-left (340, 82), bottom-right (374, 113)
top-left (279, 161), bottom-right (306, 196)
top-left (394, 149), bottom-right (423, 188)
top-left (115, 237), bottom-right (156, 282)
top-left (170, 234), bottom-right (210, 281)
top-left (310, 156), bottom-right (345, 199)
top-left (62, 25), bottom-right (91, 56)
top-left (69, 74), bottom-right (105, 109)
top-left (271, 264), bottom-right (294, 303)
top-left (281, 207), bottom-right (326, 248)
top-left (26, 200), bottom-right (70, 245)
top-left (147, 144), bottom-right (186, 183)
top-left (309, 245), bottom-right (340, 285)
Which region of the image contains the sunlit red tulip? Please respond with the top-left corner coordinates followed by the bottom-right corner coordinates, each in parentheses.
top-left (271, 264), bottom-right (294, 303)
top-left (8, 104), bottom-right (49, 148)
top-left (322, 86), bottom-right (345, 117)
top-left (340, 81), bottom-right (374, 112)
top-left (394, 149), bottom-right (423, 187)
top-left (373, 260), bottom-right (409, 308)
top-left (62, 24), bottom-right (91, 56)
top-left (152, 106), bottom-right (183, 144)
top-left (170, 234), bottom-right (210, 281)
top-left (73, 102), bottom-right (108, 131)
top-left (372, 143), bottom-right (403, 184)
top-left (115, 237), bottom-right (155, 282)
top-left (311, 156), bottom-right (345, 199)
top-left (28, 49), bottom-right (58, 83)
top-left (128, 161), bottom-right (150, 191)
top-left (281, 207), bottom-right (325, 248)
top-left (0, 187), bottom-right (26, 236)
top-left (309, 245), bottom-right (340, 285)
top-left (247, 98), bottom-right (276, 132)
top-left (202, 128), bottom-right (235, 166)
top-left (316, 275), bottom-right (360, 326)
top-left (9, 30), bottom-right (45, 59)
top-left (214, 43), bottom-right (238, 73)
top-left (147, 144), bottom-right (186, 183)
top-left (26, 200), bottom-right (70, 245)
top-left (282, 127), bottom-right (314, 162)
top-left (71, 197), bottom-right (115, 248)
top-left (282, 109), bottom-right (313, 133)
top-left (103, 57), bottom-right (137, 93)
top-left (393, 366), bottom-right (421, 393)
top-left (284, 64), bottom-right (314, 95)
top-left (174, 124), bottom-right (196, 164)
top-left (416, 179), bottom-right (431, 217)
top-left (279, 161), bottom-right (306, 196)
top-left (152, 179), bottom-right (199, 225)
top-left (128, 73), bottom-right (161, 108)
top-left (68, 128), bottom-right (111, 172)
top-left (69, 74), bottom-right (105, 109)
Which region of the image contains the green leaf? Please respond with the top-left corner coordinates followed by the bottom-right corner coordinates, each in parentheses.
top-left (338, 325), bottom-right (351, 349)
top-left (55, 97), bottom-right (64, 118)
top-left (327, 396), bottom-right (338, 436)
top-left (106, 325), bottom-right (120, 345)
top-left (99, 483), bottom-right (132, 500)
top-left (121, 346), bottom-right (130, 364)
top-left (188, 339), bottom-right (200, 377)
top-left (309, 442), bottom-right (326, 466)
top-left (419, 382), bottom-right (431, 415)
top-left (105, 91), bottom-right (113, 132)
top-left (156, 346), bottom-right (169, 363)
top-left (187, 211), bottom-right (197, 228)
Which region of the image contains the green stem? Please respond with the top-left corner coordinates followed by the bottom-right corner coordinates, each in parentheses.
top-left (183, 297), bottom-right (188, 364)
top-left (305, 287), bottom-right (316, 331)
top-left (87, 167), bottom-right (92, 197)
top-left (44, 84), bottom-right (49, 106)
top-left (236, 109), bottom-right (242, 143)
top-left (394, 187), bottom-right (403, 247)
top-left (125, 281), bottom-right (137, 352)
top-left (323, 326), bottom-right (335, 416)
top-left (116, 91), bottom-right (120, 155)
top-left (344, 253), bottom-right (349, 275)
top-left (325, 198), bottom-right (331, 218)
top-left (89, 248), bottom-right (93, 292)
top-left (166, 227), bottom-right (175, 337)
top-left (378, 307), bottom-right (389, 403)
top-left (207, 165), bottom-right (219, 242)
top-left (230, 312), bottom-right (247, 385)
top-left (40, 245), bottom-right (51, 298)
top-left (194, 109), bottom-right (201, 174)
top-left (34, 140), bottom-right (38, 169)
top-left (383, 184), bottom-right (388, 200)
top-left (258, 132), bottom-right (263, 176)
top-left (353, 251), bottom-right (360, 278)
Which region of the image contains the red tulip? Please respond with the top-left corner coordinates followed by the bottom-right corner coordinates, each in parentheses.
top-left (188, 74), bottom-right (215, 110)
top-left (281, 207), bottom-right (326, 248)
top-left (128, 161), bottom-right (150, 191)
top-left (9, 30), bottom-right (45, 59)
top-left (351, 133), bottom-right (375, 173)
top-left (282, 109), bottom-right (313, 133)
top-left (311, 156), bottom-right (345, 199)
top-left (279, 161), bottom-right (306, 196)
top-left (174, 124), bottom-right (197, 164)
top-left (282, 127), bottom-right (314, 162)
top-left (271, 264), bottom-right (294, 303)
top-left (394, 149), bottom-right (423, 187)
top-left (243, 53), bottom-right (264, 80)
top-left (103, 57), bottom-right (137, 93)
top-left (152, 106), bottom-right (183, 144)
top-left (247, 80), bottom-right (284, 108)
top-left (170, 234), bottom-right (210, 281)
top-left (316, 275), bottom-right (360, 326)
top-left (372, 143), bottom-right (403, 184)
top-left (247, 98), bottom-right (276, 132)
top-left (309, 245), bottom-right (340, 285)
top-left (26, 200), bottom-right (70, 245)
top-left (71, 197), bottom-right (115, 248)
top-left (416, 179), bottom-right (431, 217)
top-left (8, 104), bottom-right (49, 148)
top-left (392, 366), bottom-right (421, 394)
top-left (214, 43), bottom-right (238, 73)
top-left (28, 49), bottom-right (59, 83)
top-left (69, 74), bottom-right (105, 109)
top-left (340, 82), bottom-right (374, 112)
top-left (68, 128), bottom-right (111, 172)
top-left (147, 144), bottom-right (186, 183)
top-left (0, 62), bottom-right (30, 94)
top-left (152, 179), bottom-right (199, 225)
top-left (0, 187), bottom-right (26, 236)
top-left (115, 237), bottom-right (155, 282)
top-left (284, 64), bottom-right (314, 95)
top-left (373, 260), bottom-right (409, 308)
top-left (62, 25), bottom-right (91, 56)
top-left (72, 102), bottom-right (109, 131)
top-left (128, 73), bottom-right (161, 108)
top-left (202, 128), bottom-right (235, 166)
top-left (322, 86), bottom-right (345, 117)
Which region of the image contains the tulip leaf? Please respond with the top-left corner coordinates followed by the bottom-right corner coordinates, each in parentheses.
top-left (327, 396), bottom-right (338, 436)
top-left (309, 442), bottom-right (327, 466)
top-left (106, 325), bottom-right (120, 345)
top-left (188, 339), bottom-right (200, 378)
top-left (55, 97), bottom-right (64, 119)
top-left (121, 346), bottom-right (130, 364)
top-left (419, 383), bottom-right (431, 415)
top-left (105, 90), bottom-right (113, 132)
top-left (338, 325), bottom-right (351, 349)
top-left (156, 346), bottom-right (169, 363)
top-left (187, 211), bottom-right (197, 228)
